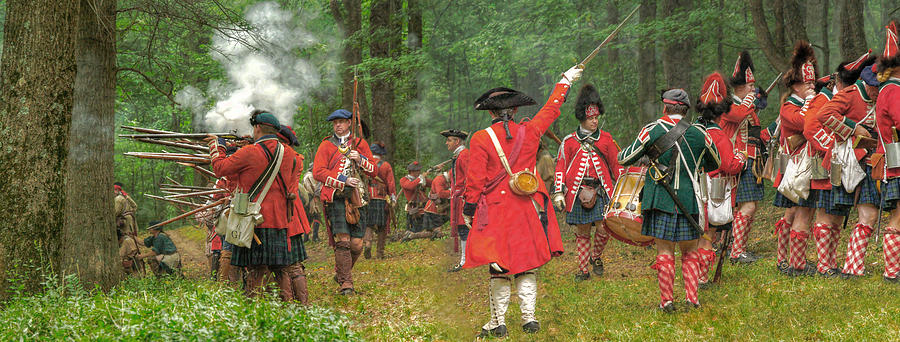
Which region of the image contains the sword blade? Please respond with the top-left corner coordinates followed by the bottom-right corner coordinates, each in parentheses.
top-left (579, 5), bottom-right (641, 67)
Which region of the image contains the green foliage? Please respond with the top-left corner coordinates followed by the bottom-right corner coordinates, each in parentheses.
top-left (0, 276), bottom-right (356, 341)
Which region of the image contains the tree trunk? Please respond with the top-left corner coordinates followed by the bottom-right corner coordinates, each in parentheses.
top-left (782, 0), bottom-right (808, 45)
top-left (661, 0), bottom-right (694, 90)
top-left (369, 0), bottom-right (398, 160)
top-left (60, 0), bottom-right (121, 291)
top-left (330, 0), bottom-right (363, 112)
top-left (839, 0), bottom-right (867, 60)
top-left (0, 0), bottom-right (79, 298)
top-left (749, 0), bottom-right (789, 71)
top-left (408, 0), bottom-right (422, 51)
top-left (606, 0), bottom-right (621, 85)
top-left (637, 0), bottom-right (658, 122)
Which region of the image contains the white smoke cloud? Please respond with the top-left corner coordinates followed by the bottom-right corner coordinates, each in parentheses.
top-left (176, 1), bottom-right (322, 134)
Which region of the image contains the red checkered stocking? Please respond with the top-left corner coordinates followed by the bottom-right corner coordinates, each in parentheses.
top-left (697, 248), bottom-right (716, 283)
top-left (575, 233), bottom-right (590, 274)
top-left (591, 224), bottom-right (610, 260)
top-left (827, 226), bottom-right (841, 270)
top-left (650, 254), bottom-right (675, 306)
top-left (813, 223), bottom-right (831, 273)
top-left (775, 218), bottom-right (791, 265)
top-left (682, 251), bottom-right (701, 305)
top-left (841, 223), bottom-right (873, 276)
top-left (883, 227), bottom-right (900, 279)
top-left (790, 230), bottom-right (810, 270)
top-left (730, 212), bottom-right (749, 259)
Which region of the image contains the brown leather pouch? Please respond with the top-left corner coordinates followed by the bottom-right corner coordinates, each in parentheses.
top-left (345, 198), bottom-right (360, 225)
top-left (871, 153), bottom-right (885, 181)
top-left (786, 135), bottom-right (806, 152)
top-left (854, 136), bottom-right (877, 150)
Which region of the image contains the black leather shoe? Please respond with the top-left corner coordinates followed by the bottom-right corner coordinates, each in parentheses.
top-left (885, 276), bottom-right (899, 284)
top-left (522, 321), bottom-right (540, 333)
top-left (790, 266), bottom-right (816, 277)
top-left (818, 268), bottom-right (840, 278)
top-left (699, 281), bottom-right (712, 290)
top-left (339, 288), bottom-right (355, 296)
top-left (659, 301), bottom-right (675, 313)
top-left (777, 261), bottom-right (791, 274)
top-left (476, 325), bottom-right (508, 338)
top-left (447, 264), bottom-right (462, 273)
top-left (574, 272), bottom-right (591, 282)
top-left (590, 258), bottom-right (605, 277)
top-left (730, 252), bottom-right (758, 265)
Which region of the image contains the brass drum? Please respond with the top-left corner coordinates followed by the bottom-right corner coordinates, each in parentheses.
top-left (603, 166), bottom-right (653, 247)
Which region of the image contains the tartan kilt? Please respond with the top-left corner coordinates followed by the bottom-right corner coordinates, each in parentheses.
top-left (816, 188), bottom-right (850, 216)
top-left (423, 212), bottom-right (449, 230)
top-left (231, 228), bottom-right (306, 267)
top-left (565, 193), bottom-right (608, 225)
top-left (366, 199), bottom-right (389, 227)
top-left (774, 189), bottom-right (819, 208)
top-left (735, 159), bottom-right (765, 203)
top-left (857, 165), bottom-right (881, 206)
top-left (641, 209), bottom-right (701, 242)
top-left (882, 177), bottom-right (900, 211)
top-left (407, 213), bottom-right (425, 233)
top-left (325, 198), bottom-right (366, 239)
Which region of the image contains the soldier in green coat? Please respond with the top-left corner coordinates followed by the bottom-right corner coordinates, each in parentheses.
top-left (137, 221), bottom-right (182, 276)
top-left (618, 89), bottom-right (720, 312)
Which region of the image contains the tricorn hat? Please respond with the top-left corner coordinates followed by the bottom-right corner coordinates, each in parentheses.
top-left (575, 84), bottom-right (604, 122)
top-left (148, 220), bottom-right (163, 230)
top-left (473, 87), bottom-right (536, 111)
top-left (784, 40), bottom-right (818, 88)
top-left (837, 50), bottom-right (875, 86)
top-left (730, 51), bottom-right (756, 87)
top-left (440, 129), bottom-right (469, 140)
top-left (696, 72), bottom-right (729, 118)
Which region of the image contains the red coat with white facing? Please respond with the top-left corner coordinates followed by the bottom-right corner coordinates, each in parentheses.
top-left (424, 171), bottom-right (450, 214)
top-left (463, 83), bottom-right (569, 274)
top-left (366, 157), bottom-right (396, 201)
top-left (399, 174), bottom-right (431, 204)
top-left (718, 94), bottom-right (761, 158)
top-left (210, 136), bottom-right (301, 230)
top-left (553, 129), bottom-right (623, 212)
top-left (312, 135), bottom-right (377, 203)
top-left (876, 78), bottom-right (900, 179)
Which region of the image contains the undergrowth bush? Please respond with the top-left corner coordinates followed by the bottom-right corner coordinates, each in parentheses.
top-left (0, 276), bottom-right (356, 341)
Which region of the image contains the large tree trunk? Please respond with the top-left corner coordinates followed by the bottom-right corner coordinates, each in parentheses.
top-left (60, 0), bottom-right (121, 291)
top-left (637, 0), bottom-right (658, 122)
top-left (749, 0), bottom-right (789, 71)
top-left (839, 0), bottom-right (867, 60)
top-left (330, 0), bottom-right (364, 112)
top-left (661, 0), bottom-right (694, 90)
top-left (0, 0), bottom-right (79, 298)
top-left (368, 0), bottom-right (398, 160)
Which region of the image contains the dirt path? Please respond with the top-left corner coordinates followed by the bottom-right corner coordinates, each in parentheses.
top-left (164, 228), bottom-right (210, 279)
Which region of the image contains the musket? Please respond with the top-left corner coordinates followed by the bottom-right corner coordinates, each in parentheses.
top-left (543, 130), bottom-right (562, 145)
top-left (124, 152), bottom-right (210, 164)
top-left (121, 125), bottom-right (178, 134)
top-left (161, 184), bottom-right (216, 191)
top-left (119, 133), bottom-right (251, 141)
top-left (764, 72), bottom-right (784, 95)
top-left (165, 189), bottom-right (229, 199)
top-left (134, 138), bottom-right (209, 152)
top-left (578, 5), bottom-right (640, 68)
top-left (425, 159), bottom-right (453, 173)
top-left (149, 197), bottom-right (227, 229)
top-left (144, 194), bottom-right (204, 208)
top-left (712, 227), bottom-right (733, 283)
top-left (176, 162), bottom-right (216, 180)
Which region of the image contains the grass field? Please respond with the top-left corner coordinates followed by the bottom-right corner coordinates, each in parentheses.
top-left (292, 198), bottom-right (900, 341)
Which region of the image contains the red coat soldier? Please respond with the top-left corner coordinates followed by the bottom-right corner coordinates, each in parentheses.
top-left (423, 171), bottom-right (451, 236)
top-left (399, 162), bottom-right (433, 241)
top-left (363, 142), bottom-right (396, 260)
top-left (207, 110), bottom-right (307, 303)
top-left (463, 65), bottom-right (581, 337)
top-left (873, 21), bottom-right (900, 283)
top-left (551, 84), bottom-right (623, 282)
top-left (312, 109), bottom-right (378, 295)
top-left (443, 129), bottom-right (470, 272)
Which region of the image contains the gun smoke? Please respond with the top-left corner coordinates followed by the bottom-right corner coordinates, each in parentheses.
top-left (175, 1), bottom-right (322, 134)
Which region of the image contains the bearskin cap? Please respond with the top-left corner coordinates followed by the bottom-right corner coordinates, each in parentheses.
top-left (783, 41), bottom-right (818, 88)
top-left (730, 51), bottom-right (756, 87)
top-left (837, 50), bottom-right (875, 86)
top-left (473, 87), bottom-right (536, 111)
top-left (574, 84), bottom-right (604, 122)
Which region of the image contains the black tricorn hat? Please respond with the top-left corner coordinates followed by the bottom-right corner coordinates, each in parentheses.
top-left (473, 87), bottom-right (536, 111)
top-left (575, 84), bottom-right (604, 122)
top-left (440, 129), bottom-right (469, 140)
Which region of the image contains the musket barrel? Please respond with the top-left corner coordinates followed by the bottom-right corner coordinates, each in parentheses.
top-left (149, 197), bottom-right (228, 229)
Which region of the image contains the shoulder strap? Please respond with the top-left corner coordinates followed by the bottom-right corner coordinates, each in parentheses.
top-left (646, 119), bottom-right (691, 160)
top-left (486, 128), bottom-right (514, 177)
top-left (250, 143), bottom-right (284, 204)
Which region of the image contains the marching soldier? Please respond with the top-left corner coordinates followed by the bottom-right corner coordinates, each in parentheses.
top-left (552, 84), bottom-right (623, 282)
top-left (775, 41), bottom-right (822, 276)
top-left (209, 110), bottom-right (308, 303)
top-left (719, 52), bottom-right (766, 264)
top-left (463, 65), bottom-right (579, 337)
top-left (695, 72), bottom-right (746, 287)
top-left (808, 51), bottom-right (879, 278)
top-left (619, 88), bottom-right (720, 311)
top-left (313, 109), bottom-right (378, 295)
top-left (422, 170), bottom-right (451, 238)
top-left (399, 162), bottom-right (433, 241)
top-left (874, 21), bottom-right (900, 284)
top-left (137, 221), bottom-right (182, 277)
top-left (114, 182), bottom-right (138, 237)
top-left (443, 129), bottom-right (470, 272)
top-left (363, 142), bottom-right (396, 259)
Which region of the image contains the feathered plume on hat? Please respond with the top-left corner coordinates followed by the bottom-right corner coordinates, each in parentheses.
top-left (574, 84), bottom-right (604, 122)
top-left (877, 21), bottom-right (899, 82)
top-left (697, 72), bottom-right (730, 120)
top-left (783, 41), bottom-right (818, 88)
top-left (837, 50), bottom-right (875, 85)
top-left (730, 51), bottom-right (756, 87)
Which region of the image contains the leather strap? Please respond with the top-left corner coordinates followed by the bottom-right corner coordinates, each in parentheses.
top-left (646, 119), bottom-right (690, 160)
